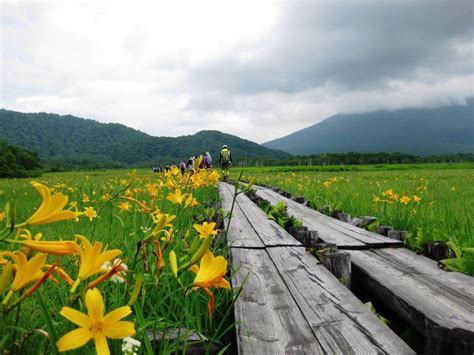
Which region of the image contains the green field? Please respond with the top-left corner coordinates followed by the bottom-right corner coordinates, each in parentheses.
top-left (0, 168), bottom-right (235, 354)
top-left (233, 163), bottom-right (474, 275)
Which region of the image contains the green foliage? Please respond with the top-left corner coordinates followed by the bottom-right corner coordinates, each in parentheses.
top-left (263, 201), bottom-right (302, 230)
top-left (0, 169), bottom-right (236, 353)
top-left (440, 234), bottom-right (474, 275)
top-left (233, 164), bottom-right (474, 276)
top-left (274, 152), bottom-right (474, 167)
top-left (0, 109), bottom-right (289, 169)
top-left (365, 302), bottom-right (390, 326)
top-left (0, 140), bottom-right (41, 178)
top-left (404, 228), bottom-right (450, 253)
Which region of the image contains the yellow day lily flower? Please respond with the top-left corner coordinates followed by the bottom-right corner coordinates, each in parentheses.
top-left (17, 182), bottom-right (76, 227)
top-left (152, 213), bottom-right (176, 230)
top-left (193, 222), bottom-right (217, 240)
top-left (191, 251), bottom-right (230, 318)
top-left (0, 251), bottom-right (46, 292)
top-left (207, 171), bottom-right (220, 184)
top-left (399, 196), bottom-right (411, 205)
top-left (412, 195), bottom-right (422, 203)
top-left (166, 189), bottom-right (188, 205)
top-left (82, 207), bottom-right (97, 221)
top-left (185, 193), bottom-right (199, 208)
top-left (192, 251), bottom-right (230, 290)
top-left (71, 235), bottom-right (122, 292)
top-left (11, 239), bottom-right (79, 256)
top-left (118, 201), bottom-right (130, 212)
top-left (1, 251), bottom-right (46, 305)
top-left (165, 179), bottom-right (176, 190)
top-left (57, 288), bottom-right (135, 355)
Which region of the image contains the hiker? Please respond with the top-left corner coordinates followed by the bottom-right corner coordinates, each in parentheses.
top-left (187, 156), bottom-right (194, 170)
top-left (204, 152), bottom-right (212, 169)
top-left (219, 145), bottom-right (232, 180)
top-left (179, 160), bottom-right (186, 175)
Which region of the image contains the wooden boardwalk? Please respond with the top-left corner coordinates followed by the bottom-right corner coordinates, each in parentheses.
top-left (252, 184), bottom-right (474, 354)
top-left (253, 185), bottom-right (403, 249)
top-left (219, 182), bottom-right (414, 354)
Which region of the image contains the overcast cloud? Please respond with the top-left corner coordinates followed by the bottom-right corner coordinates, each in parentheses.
top-left (1, 0), bottom-right (473, 143)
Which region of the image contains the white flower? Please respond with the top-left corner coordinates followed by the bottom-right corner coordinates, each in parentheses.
top-left (100, 258), bottom-right (128, 283)
top-left (122, 336), bottom-right (141, 355)
top-left (140, 226), bottom-right (152, 234)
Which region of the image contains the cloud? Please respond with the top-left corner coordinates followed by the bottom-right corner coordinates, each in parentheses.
top-left (1, 0), bottom-right (473, 143)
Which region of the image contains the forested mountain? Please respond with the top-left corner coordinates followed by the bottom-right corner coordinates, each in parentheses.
top-left (0, 140), bottom-right (41, 177)
top-left (0, 109), bottom-right (290, 168)
top-left (264, 100), bottom-right (474, 155)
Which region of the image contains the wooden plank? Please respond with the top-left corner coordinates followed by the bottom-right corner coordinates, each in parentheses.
top-left (253, 185), bottom-right (403, 249)
top-left (347, 249), bottom-right (474, 352)
top-left (219, 184), bottom-right (265, 248)
top-left (267, 247), bottom-right (415, 354)
top-left (221, 183), bottom-right (302, 248)
top-left (231, 248), bottom-right (325, 354)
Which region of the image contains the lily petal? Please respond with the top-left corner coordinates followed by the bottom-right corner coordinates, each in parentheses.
top-left (103, 306), bottom-right (132, 324)
top-left (94, 334), bottom-right (110, 355)
top-left (57, 327), bottom-right (91, 352)
top-left (85, 288), bottom-right (104, 320)
top-left (102, 321), bottom-right (135, 339)
top-left (60, 307), bottom-right (91, 327)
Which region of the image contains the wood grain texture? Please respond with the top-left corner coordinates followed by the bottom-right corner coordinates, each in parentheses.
top-left (231, 248), bottom-right (325, 354)
top-left (219, 183), bottom-right (265, 248)
top-left (348, 249), bottom-right (474, 352)
top-left (267, 247), bottom-right (415, 355)
top-left (253, 185), bottom-right (403, 249)
top-left (220, 183), bottom-right (302, 248)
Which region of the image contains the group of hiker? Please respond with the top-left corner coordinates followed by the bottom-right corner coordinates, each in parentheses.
top-left (152, 145), bottom-right (233, 179)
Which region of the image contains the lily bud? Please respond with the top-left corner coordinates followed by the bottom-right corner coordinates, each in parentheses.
top-left (128, 274), bottom-right (143, 306)
top-left (169, 251), bottom-right (178, 278)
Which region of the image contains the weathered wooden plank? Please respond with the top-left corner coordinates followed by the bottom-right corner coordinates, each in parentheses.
top-left (267, 247), bottom-right (415, 354)
top-left (219, 183), bottom-right (265, 248)
top-left (348, 249), bottom-right (474, 353)
top-left (253, 186), bottom-right (365, 248)
top-left (231, 248), bottom-right (325, 354)
top-left (253, 185), bottom-right (403, 249)
top-left (221, 183), bottom-right (302, 247)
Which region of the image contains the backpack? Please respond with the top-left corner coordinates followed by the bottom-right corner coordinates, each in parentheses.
top-left (221, 149), bottom-right (230, 163)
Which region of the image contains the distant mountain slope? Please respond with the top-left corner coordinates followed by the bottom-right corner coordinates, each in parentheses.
top-left (264, 100), bottom-right (474, 155)
top-left (0, 109), bottom-right (289, 166)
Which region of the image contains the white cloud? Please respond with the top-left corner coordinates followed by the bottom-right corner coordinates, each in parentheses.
top-left (1, 0), bottom-right (472, 143)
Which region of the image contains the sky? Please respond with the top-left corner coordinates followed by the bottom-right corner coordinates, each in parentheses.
top-left (1, 0), bottom-right (473, 143)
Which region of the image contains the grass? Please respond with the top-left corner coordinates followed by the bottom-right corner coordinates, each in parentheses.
top-left (232, 163), bottom-right (474, 275)
top-left (0, 168), bottom-right (236, 354)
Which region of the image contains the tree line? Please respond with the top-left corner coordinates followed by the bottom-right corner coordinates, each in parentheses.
top-left (0, 140), bottom-right (42, 178)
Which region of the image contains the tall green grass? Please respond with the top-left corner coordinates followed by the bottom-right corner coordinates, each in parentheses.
top-left (0, 169), bottom-right (236, 354)
top-left (233, 164), bottom-right (474, 275)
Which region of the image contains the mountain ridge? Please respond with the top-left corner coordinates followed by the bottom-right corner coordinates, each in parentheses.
top-left (0, 109), bottom-right (290, 166)
top-left (264, 100), bottom-right (474, 156)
